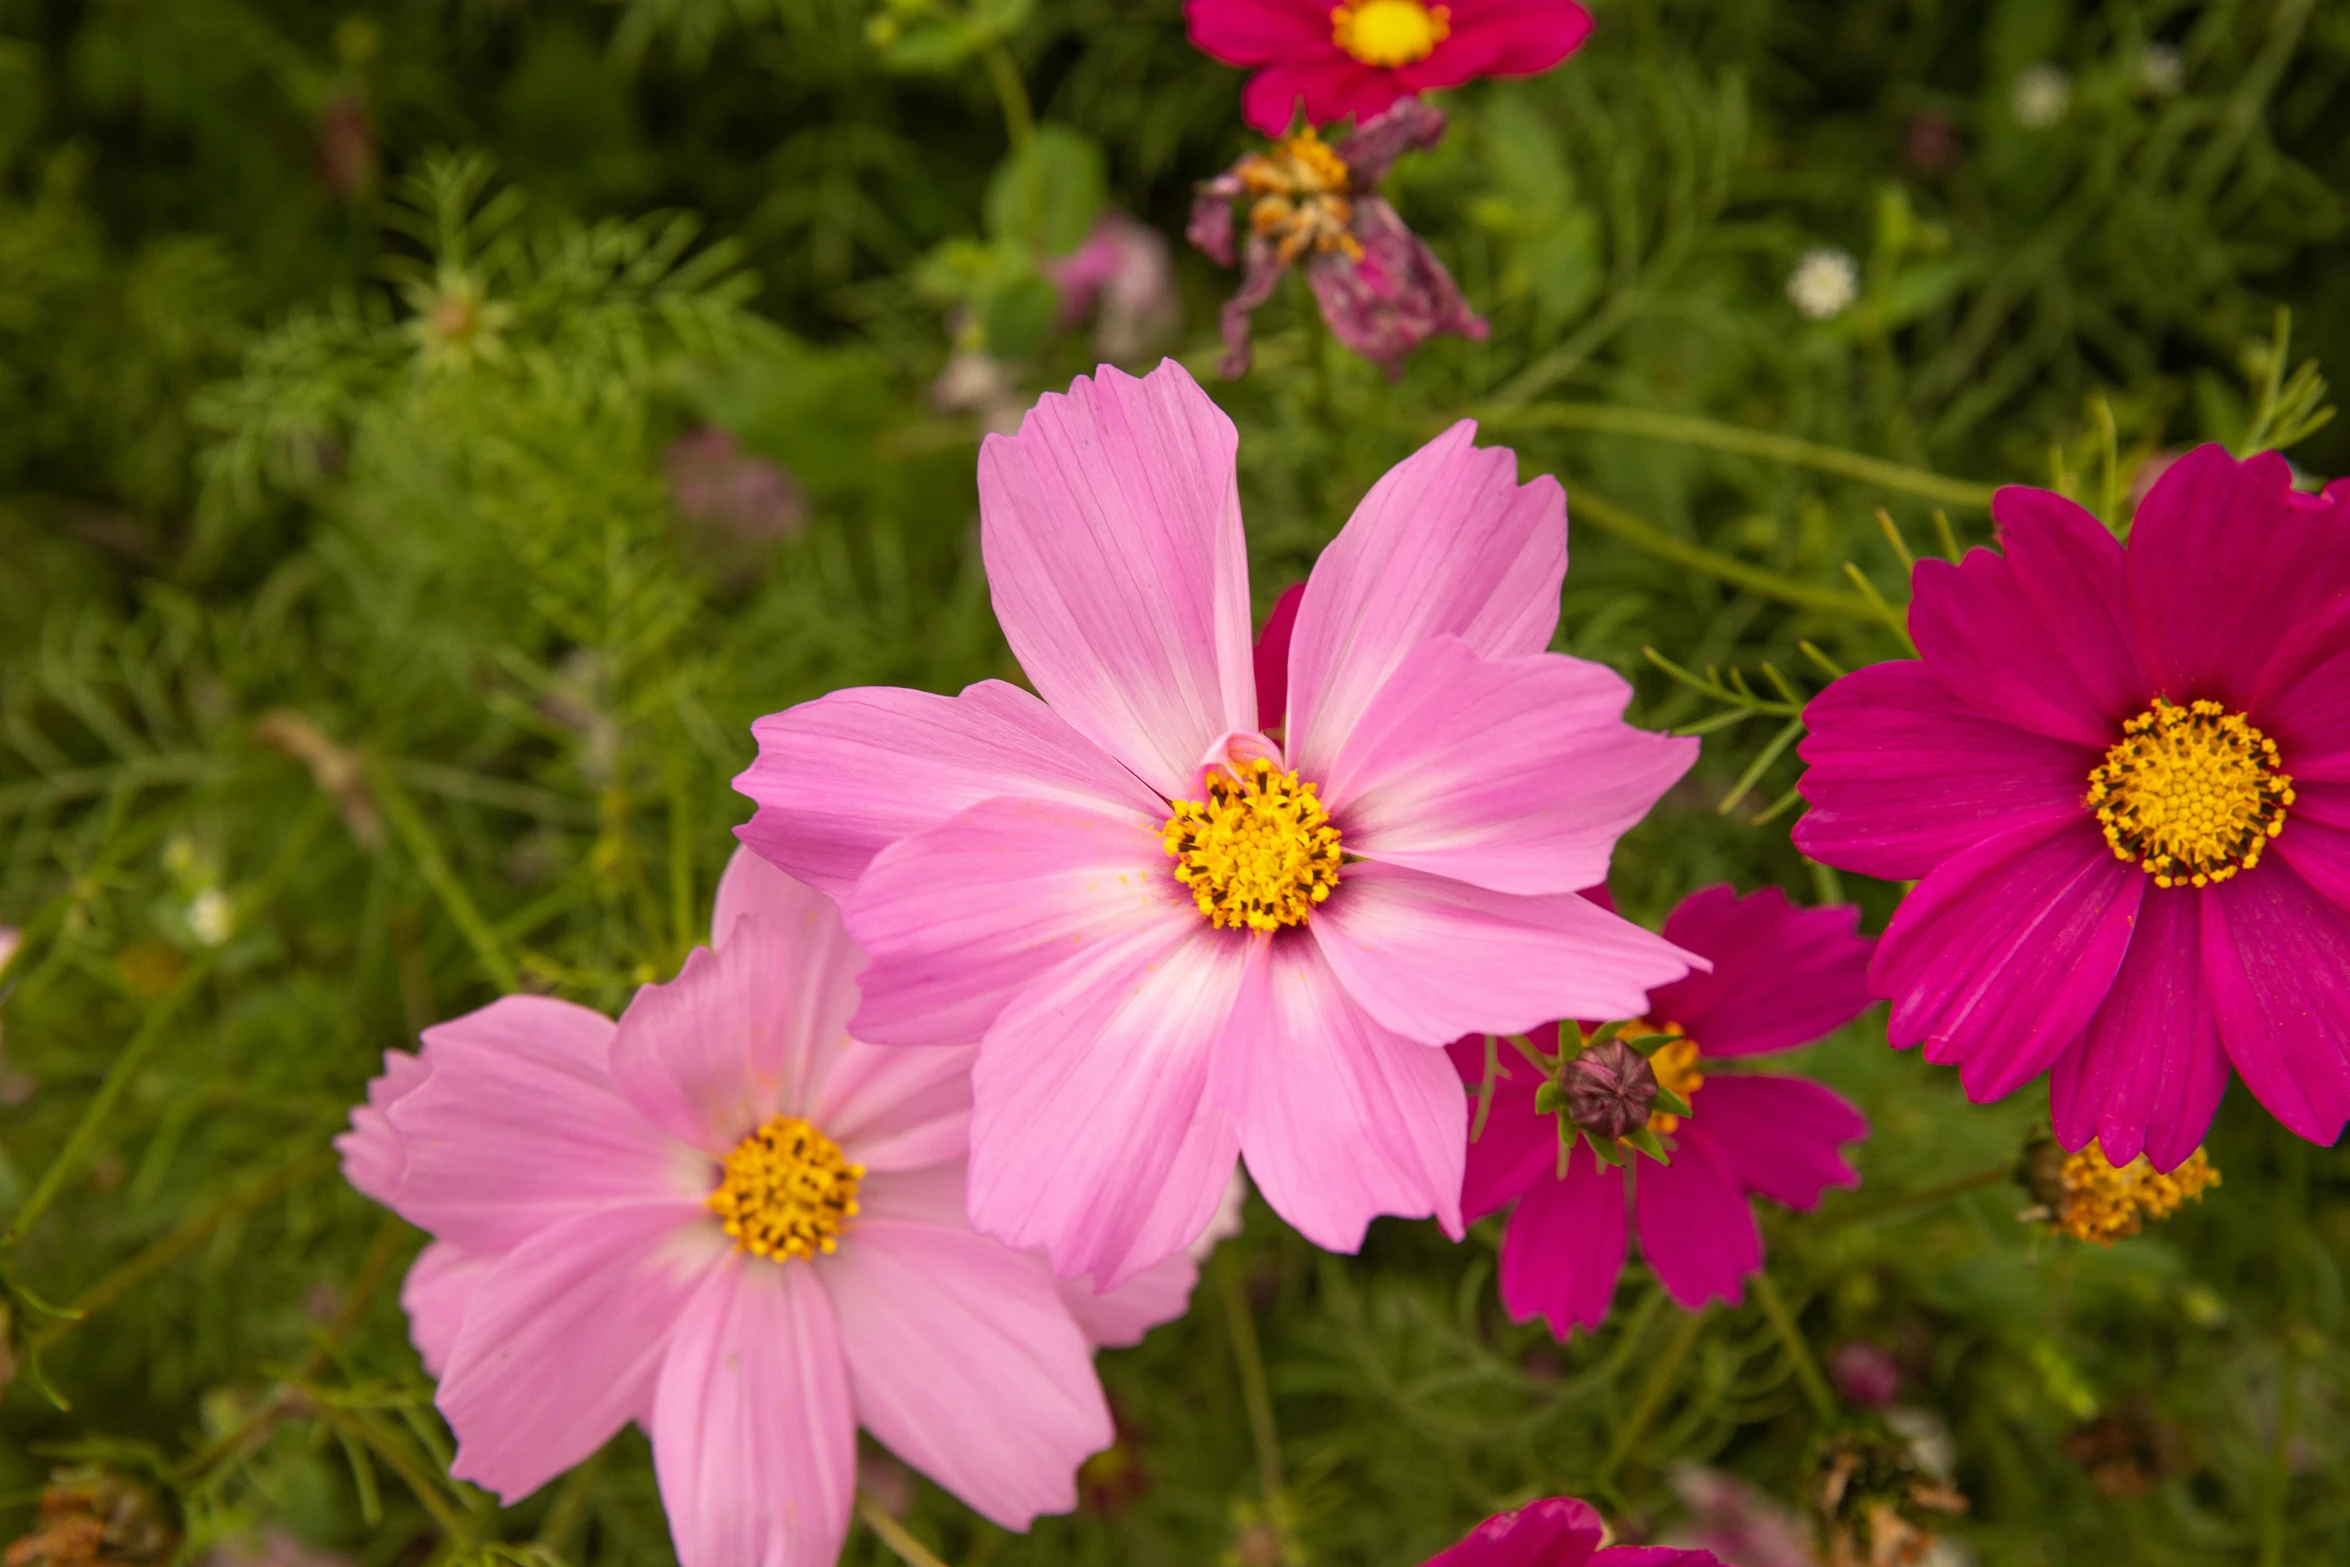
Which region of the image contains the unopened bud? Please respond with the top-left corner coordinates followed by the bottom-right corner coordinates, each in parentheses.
top-left (1563, 1038), bottom-right (1657, 1142)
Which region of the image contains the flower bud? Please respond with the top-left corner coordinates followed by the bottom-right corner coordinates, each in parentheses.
top-left (1562, 1037), bottom-right (1657, 1143)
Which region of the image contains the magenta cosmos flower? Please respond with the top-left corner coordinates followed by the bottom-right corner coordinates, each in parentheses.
top-left (1189, 98), bottom-right (1487, 379)
top-left (1795, 446), bottom-right (2350, 1167)
top-left (336, 848), bottom-right (1199, 1567)
top-left (1448, 886), bottom-right (1872, 1336)
top-left (1186, 0), bottom-right (1595, 136)
top-left (1426, 1497), bottom-right (1721, 1567)
top-left (734, 358), bottom-right (1698, 1286)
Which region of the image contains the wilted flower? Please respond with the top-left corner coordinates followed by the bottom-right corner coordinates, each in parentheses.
top-left (2062, 1398), bottom-right (2189, 1498)
top-left (1046, 211), bottom-right (1181, 361)
top-left (2011, 64), bottom-right (2071, 128)
top-left (1424, 1497), bottom-right (1722, 1566)
top-left (1787, 249), bottom-right (1859, 321)
top-left (735, 359), bottom-right (1696, 1286)
top-left (664, 426), bottom-right (808, 546)
top-left (1827, 1341), bottom-right (1903, 1409)
top-left (1666, 1465), bottom-right (1818, 1567)
top-left (1186, 0), bottom-right (1594, 136)
top-left (930, 346), bottom-right (1029, 436)
top-left (1811, 1429), bottom-right (1967, 1567)
top-left (2018, 1134), bottom-right (2219, 1244)
top-left (314, 91), bottom-right (377, 204)
top-left (1795, 449), bottom-right (2350, 1166)
top-left (2137, 43), bottom-right (2184, 96)
top-left (1189, 99), bottom-right (1488, 378)
top-left (4, 1469), bottom-right (175, 1567)
top-left (1902, 113), bottom-right (1961, 174)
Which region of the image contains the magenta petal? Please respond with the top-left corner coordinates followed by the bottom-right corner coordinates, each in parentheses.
top-left (1399, 0), bottom-right (1596, 84)
top-left (2051, 887), bottom-right (2229, 1169)
top-left (978, 361), bottom-right (1257, 799)
top-left (1908, 549), bottom-right (2115, 748)
top-left (824, 1220), bottom-right (1112, 1528)
top-left (1645, 886), bottom-right (1876, 1058)
top-left (735, 680), bottom-right (1164, 900)
top-left (1992, 487), bottom-right (2150, 723)
top-left (846, 796), bottom-right (1183, 1049)
top-left (1497, 1144), bottom-right (1625, 1340)
top-left (1055, 1250), bottom-right (1199, 1348)
top-left (401, 1242), bottom-right (490, 1380)
top-left (1871, 816), bottom-right (2143, 1101)
top-left (1245, 59), bottom-right (1402, 136)
top-left (389, 997), bottom-right (689, 1254)
top-left (1285, 422), bottom-right (1565, 779)
top-left (1254, 582), bottom-right (1306, 732)
top-left (441, 1204), bottom-right (723, 1502)
top-left (2202, 863), bottom-right (2350, 1147)
top-left (1230, 938), bottom-right (1466, 1251)
top-left (1685, 1076), bottom-right (1865, 1211)
top-left (1453, 1032), bottom-right (1556, 1222)
top-left (338, 1048), bottom-right (428, 1205)
top-left (966, 923), bottom-right (1247, 1284)
top-left (1425, 1496), bottom-right (1607, 1567)
top-left (1794, 659), bottom-right (2094, 882)
top-left (1314, 862), bottom-right (1695, 1042)
top-left (1323, 636), bottom-right (1695, 895)
top-left (1634, 1133), bottom-right (1761, 1311)
top-left (1182, 0), bottom-right (1329, 66)
top-left (652, 1258), bottom-right (856, 1567)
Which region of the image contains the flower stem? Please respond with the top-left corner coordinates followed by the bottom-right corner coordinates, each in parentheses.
top-left (1217, 1247), bottom-right (1285, 1500)
top-left (1559, 485), bottom-right (1878, 622)
top-left (1828, 1162), bottom-right (2012, 1227)
top-left (1598, 1305), bottom-right (1707, 1482)
top-left (859, 1494), bottom-right (955, 1567)
top-left (367, 753), bottom-right (521, 992)
top-left (1752, 1272), bottom-right (1837, 1422)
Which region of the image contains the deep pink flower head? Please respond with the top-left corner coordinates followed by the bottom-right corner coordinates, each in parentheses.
top-left (1794, 447), bottom-right (2350, 1166)
top-left (336, 849), bottom-right (1197, 1567)
top-left (1425, 1497), bottom-right (1722, 1567)
top-left (734, 358), bottom-right (1698, 1286)
top-left (1186, 0), bottom-right (1595, 137)
top-left (1189, 99), bottom-right (1487, 379)
top-left (1450, 885), bottom-right (1872, 1335)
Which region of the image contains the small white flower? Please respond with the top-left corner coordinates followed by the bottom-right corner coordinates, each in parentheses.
top-left (189, 889), bottom-right (235, 948)
top-left (2138, 43), bottom-right (2183, 96)
top-left (2012, 63), bottom-right (2072, 128)
top-left (1787, 247), bottom-right (1859, 321)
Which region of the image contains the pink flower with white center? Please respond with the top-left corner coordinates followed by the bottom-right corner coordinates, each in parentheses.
top-left (733, 358), bottom-right (1699, 1285)
top-left (336, 849), bottom-right (1197, 1567)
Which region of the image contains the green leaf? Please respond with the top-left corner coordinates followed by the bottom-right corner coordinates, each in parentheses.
top-left (985, 124), bottom-right (1106, 257)
top-left (980, 266), bottom-right (1060, 360)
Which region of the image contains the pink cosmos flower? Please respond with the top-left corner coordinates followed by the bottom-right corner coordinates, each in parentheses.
top-left (1188, 99), bottom-right (1487, 379)
top-left (1186, 0), bottom-right (1595, 137)
top-left (1425, 1497), bottom-right (1721, 1567)
top-left (1449, 886), bottom-right (1872, 1336)
top-left (1794, 447), bottom-right (2350, 1166)
top-left (1045, 210), bottom-right (1182, 362)
top-left (734, 357), bottom-right (1699, 1286)
top-left (336, 848), bottom-right (1197, 1567)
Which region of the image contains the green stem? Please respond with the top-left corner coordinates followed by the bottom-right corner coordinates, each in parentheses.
top-left (1564, 486), bottom-right (1877, 622)
top-left (1598, 1306), bottom-right (1706, 1482)
top-left (1478, 403), bottom-right (1998, 508)
top-left (1752, 1272), bottom-right (1837, 1422)
top-left (978, 42), bottom-right (1034, 156)
top-left (367, 753), bottom-right (521, 993)
top-left (860, 1493), bottom-right (955, 1567)
top-left (1217, 1248), bottom-right (1285, 1500)
top-left (1828, 1163), bottom-right (2011, 1227)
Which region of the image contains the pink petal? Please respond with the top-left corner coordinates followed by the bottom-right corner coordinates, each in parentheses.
top-left (1243, 59), bottom-right (1398, 137)
top-left (1182, 0), bottom-right (1329, 65)
top-left (1228, 938), bottom-right (1467, 1251)
top-left (1794, 659), bottom-right (2094, 882)
top-left (1871, 815), bottom-right (2144, 1101)
top-left (2051, 886), bottom-right (2229, 1170)
top-left (1633, 1133), bottom-right (1762, 1311)
top-left (652, 1257), bottom-right (857, 1567)
top-left (1452, 1028), bottom-right (1559, 1222)
top-left (440, 1203), bottom-right (723, 1501)
top-left (388, 997), bottom-right (693, 1254)
top-left (823, 1220), bottom-right (1112, 1527)
top-left (1313, 862), bottom-right (1694, 1042)
top-left (978, 361), bottom-right (1256, 799)
top-left (401, 1242), bottom-right (491, 1380)
top-left (813, 1044), bottom-right (978, 1175)
top-left (735, 679), bottom-right (1165, 900)
top-left (2202, 862), bottom-right (2350, 1147)
top-left (1054, 1251), bottom-right (1200, 1348)
top-left (1684, 1075), bottom-right (1865, 1211)
top-left (1497, 1143), bottom-right (1625, 1339)
top-left (1398, 0), bottom-right (1595, 84)
top-left (1424, 1496), bottom-right (1608, 1567)
top-left (1321, 636), bottom-right (1695, 895)
top-left (845, 795), bottom-right (1184, 1049)
top-left (966, 922), bottom-right (1248, 1284)
top-left (1285, 423), bottom-right (1566, 780)
top-left (1254, 582), bottom-right (1306, 732)
top-left (1645, 886), bottom-right (1876, 1058)
top-left (337, 1048), bottom-right (429, 1206)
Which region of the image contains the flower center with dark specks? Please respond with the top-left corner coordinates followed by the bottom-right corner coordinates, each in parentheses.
top-left (2085, 697), bottom-right (2292, 888)
top-left (1162, 758), bottom-right (1343, 931)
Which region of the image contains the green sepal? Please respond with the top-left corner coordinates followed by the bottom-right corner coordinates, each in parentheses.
top-left (1532, 1080), bottom-right (1565, 1116)
top-left (1623, 1126), bottom-right (1672, 1164)
top-left (1583, 1129), bottom-right (1630, 1168)
top-left (1651, 1085), bottom-right (1693, 1120)
top-left (1625, 1031), bottom-right (1678, 1057)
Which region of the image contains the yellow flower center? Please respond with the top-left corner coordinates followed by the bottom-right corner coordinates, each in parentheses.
top-left (2085, 698), bottom-right (2293, 888)
top-left (1162, 758), bottom-right (1343, 932)
top-left (1331, 0), bottom-right (1451, 67)
top-left (2050, 1142), bottom-right (2219, 1244)
top-left (1237, 130), bottom-right (1364, 266)
top-left (707, 1115), bottom-right (863, 1262)
top-left (1642, 1026), bottom-right (1705, 1137)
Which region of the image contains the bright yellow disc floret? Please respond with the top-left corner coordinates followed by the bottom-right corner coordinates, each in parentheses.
top-left (707, 1115), bottom-right (863, 1262)
top-left (1330, 0), bottom-right (1451, 67)
top-left (1162, 758), bottom-right (1343, 932)
top-left (2050, 1142), bottom-right (2219, 1245)
top-left (2085, 697), bottom-right (2292, 888)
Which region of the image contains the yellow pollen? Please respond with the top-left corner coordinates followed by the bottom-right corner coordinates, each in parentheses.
top-left (1162, 758), bottom-right (1343, 932)
top-left (1331, 0), bottom-right (1451, 67)
top-left (1237, 130), bottom-right (1363, 266)
top-left (707, 1115), bottom-right (863, 1262)
top-left (2049, 1142), bottom-right (2219, 1244)
top-left (2084, 698), bottom-right (2293, 889)
top-left (1641, 1026), bottom-right (1704, 1137)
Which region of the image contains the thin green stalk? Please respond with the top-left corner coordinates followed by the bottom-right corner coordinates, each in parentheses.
top-left (1841, 562), bottom-right (1919, 656)
top-left (1565, 487), bottom-right (1876, 621)
top-left (1479, 404), bottom-right (1997, 508)
top-left (860, 1492), bottom-right (955, 1567)
top-left (1751, 1272), bottom-right (1836, 1422)
top-left (367, 753), bottom-right (521, 993)
top-left (1828, 1163), bottom-right (2011, 1227)
top-left (1217, 1248), bottom-right (1285, 1500)
top-left (1598, 1306), bottom-right (1707, 1482)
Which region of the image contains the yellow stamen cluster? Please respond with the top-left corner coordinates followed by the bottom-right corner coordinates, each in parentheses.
top-left (707, 1115), bottom-right (863, 1262)
top-left (1163, 758), bottom-right (1343, 931)
top-left (2050, 1142), bottom-right (2219, 1245)
top-left (1330, 0), bottom-right (1451, 67)
top-left (2086, 698), bottom-right (2292, 888)
top-left (1642, 1027), bottom-right (1705, 1137)
top-left (1237, 131), bottom-right (1363, 265)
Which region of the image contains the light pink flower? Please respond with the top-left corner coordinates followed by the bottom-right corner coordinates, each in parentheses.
top-left (1046, 211), bottom-right (1182, 361)
top-left (337, 849), bottom-right (1195, 1567)
top-left (734, 358), bottom-right (1698, 1285)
